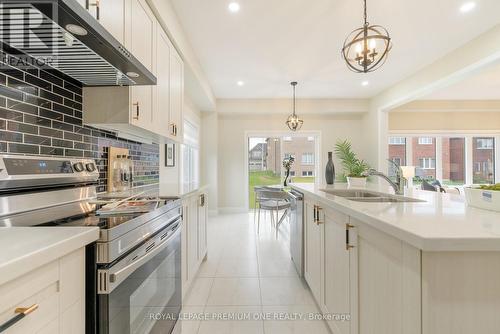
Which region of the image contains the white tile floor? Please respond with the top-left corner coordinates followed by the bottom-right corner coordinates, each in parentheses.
top-left (173, 212), bottom-right (330, 334)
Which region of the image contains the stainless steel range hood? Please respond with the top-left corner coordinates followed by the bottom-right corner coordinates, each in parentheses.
top-left (0, 0), bottom-right (156, 86)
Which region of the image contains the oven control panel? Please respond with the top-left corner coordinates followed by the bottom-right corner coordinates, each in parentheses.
top-left (0, 154), bottom-right (99, 191)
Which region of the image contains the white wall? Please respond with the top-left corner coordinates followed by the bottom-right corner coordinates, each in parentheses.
top-left (217, 113), bottom-right (365, 212)
top-left (200, 112), bottom-right (219, 213)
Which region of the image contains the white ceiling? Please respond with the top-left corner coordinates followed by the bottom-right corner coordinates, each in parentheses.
top-left (170, 0), bottom-right (500, 99)
top-left (424, 62), bottom-right (500, 100)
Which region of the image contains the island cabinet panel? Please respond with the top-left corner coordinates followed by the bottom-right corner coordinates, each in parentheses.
top-left (422, 252), bottom-right (500, 334)
top-left (356, 222), bottom-right (421, 334)
top-left (304, 199), bottom-right (322, 302)
top-left (322, 206), bottom-right (356, 334)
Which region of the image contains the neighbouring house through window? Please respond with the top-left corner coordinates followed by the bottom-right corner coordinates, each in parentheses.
top-left (301, 153), bottom-right (314, 165)
top-left (418, 137), bottom-right (433, 145)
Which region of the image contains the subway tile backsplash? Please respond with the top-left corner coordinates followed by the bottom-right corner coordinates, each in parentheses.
top-left (0, 51), bottom-right (159, 193)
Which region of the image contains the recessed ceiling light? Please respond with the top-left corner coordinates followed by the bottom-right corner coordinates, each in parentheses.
top-left (228, 2), bottom-right (240, 13)
top-left (237, 80), bottom-right (245, 86)
top-left (361, 81), bottom-right (369, 86)
top-left (65, 24), bottom-right (87, 36)
top-left (459, 2), bottom-right (476, 13)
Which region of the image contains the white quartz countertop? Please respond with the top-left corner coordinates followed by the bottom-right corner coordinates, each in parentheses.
top-left (291, 183), bottom-right (500, 251)
top-left (0, 227), bottom-right (99, 285)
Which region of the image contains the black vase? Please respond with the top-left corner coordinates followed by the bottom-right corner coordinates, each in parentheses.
top-left (325, 152), bottom-right (335, 184)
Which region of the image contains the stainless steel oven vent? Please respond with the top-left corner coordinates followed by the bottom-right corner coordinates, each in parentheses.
top-left (0, 0), bottom-right (156, 86)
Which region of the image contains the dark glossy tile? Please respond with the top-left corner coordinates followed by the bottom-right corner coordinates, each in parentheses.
top-left (40, 71), bottom-right (63, 86)
top-left (0, 66), bottom-right (24, 80)
top-left (7, 77), bottom-right (38, 95)
top-left (0, 119), bottom-right (4, 129)
top-left (63, 98), bottom-right (83, 111)
top-left (0, 130), bottom-right (22, 142)
top-left (63, 115), bottom-right (81, 126)
top-left (74, 142), bottom-right (91, 150)
top-left (25, 74), bottom-right (52, 90)
top-left (64, 131), bottom-right (82, 141)
top-left (8, 143), bottom-right (39, 154)
top-left (52, 120), bottom-right (73, 132)
top-left (23, 114), bottom-right (51, 127)
top-left (74, 126), bottom-right (91, 136)
top-left (7, 100), bottom-right (38, 115)
top-left (64, 81), bottom-right (82, 95)
top-left (39, 127), bottom-right (63, 138)
top-left (39, 89), bottom-right (63, 104)
top-left (65, 148), bottom-right (83, 157)
top-left (24, 134), bottom-right (50, 145)
top-left (0, 85), bottom-right (24, 101)
top-left (40, 146), bottom-right (63, 156)
top-left (7, 121), bottom-right (37, 134)
top-left (53, 85), bottom-right (74, 99)
top-left (53, 103), bottom-right (73, 116)
top-left (0, 107), bottom-right (23, 121)
top-left (52, 138), bottom-right (73, 148)
top-left (74, 94), bottom-right (82, 103)
top-left (24, 94), bottom-right (51, 108)
top-left (0, 141), bottom-right (6, 152)
top-left (39, 108), bottom-right (63, 121)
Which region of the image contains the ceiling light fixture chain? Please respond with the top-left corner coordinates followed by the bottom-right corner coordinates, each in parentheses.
top-left (286, 81), bottom-right (303, 132)
top-left (341, 0), bottom-right (392, 73)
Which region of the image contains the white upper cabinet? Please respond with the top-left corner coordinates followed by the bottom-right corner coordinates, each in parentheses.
top-left (153, 25), bottom-right (171, 138)
top-left (82, 0), bottom-right (185, 142)
top-left (169, 46), bottom-right (184, 140)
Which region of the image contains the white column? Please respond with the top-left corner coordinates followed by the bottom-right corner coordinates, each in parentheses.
top-left (435, 137), bottom-right (443, 181)
top-left (406, 137), bottom-right (413, 166)
top-left (465, 136), bottom-right (474, 185)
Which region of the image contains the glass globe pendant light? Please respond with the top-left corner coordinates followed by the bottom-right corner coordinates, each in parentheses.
top-left (341, 0), bottom-right (392, 73)
top-left (286, 81), bottom-right (303, 131)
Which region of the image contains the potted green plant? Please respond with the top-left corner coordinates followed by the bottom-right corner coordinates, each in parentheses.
top-left (334, 139), bottom-right (370, 187)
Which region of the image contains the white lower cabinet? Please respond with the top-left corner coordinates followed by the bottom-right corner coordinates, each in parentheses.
top-left (181, 190), bottom-right (208, 297)
top-left (0, 249), bottom-right (86, 334)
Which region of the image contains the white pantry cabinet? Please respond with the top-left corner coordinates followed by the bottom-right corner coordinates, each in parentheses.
top-left (181, 189), bottom-right (208, 297)
top-left (76, 0), bottom-right (125, 43)
top-left (0, 249), bottom-right (86, 334)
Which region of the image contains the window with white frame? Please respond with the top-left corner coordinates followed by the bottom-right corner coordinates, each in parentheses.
top-left (476, 138), bottom-right (494, 149)
top-left (284, 152), bottom-right (294, 159)
top-left (418, 137), bottom-right (433, 145)
top-left (301, 153), bottom-right (314, 165)
top-left (181, 119), bottom-right (200, 192)
top-left (283, 136), bottom-right (292, 142)
top-left (290, 171), bottom-right (296, 176)
top-left (302, 171), bottom-right (313, 177)
top-left (389, 137), bottom-right (405, 145)
top-left (307, 136), bottom-right (314, 141)
top-left (419, 157), bottom-right (436, 169)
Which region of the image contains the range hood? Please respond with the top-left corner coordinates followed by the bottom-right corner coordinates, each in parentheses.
top-left (0, 0), bottom-right (156, 86)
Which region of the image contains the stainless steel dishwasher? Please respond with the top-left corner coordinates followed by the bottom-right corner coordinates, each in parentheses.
top-left (288, 189), bottom-right (304, 277)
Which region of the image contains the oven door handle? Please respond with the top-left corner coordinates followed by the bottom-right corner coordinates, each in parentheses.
top-left (109, 221), bottom-right (181, 286)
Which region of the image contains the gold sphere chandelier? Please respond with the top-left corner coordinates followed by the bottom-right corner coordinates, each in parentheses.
top-left (341, 0), bottom-right (392, 73)
top-left (286, 81), bottom-right (303, 131)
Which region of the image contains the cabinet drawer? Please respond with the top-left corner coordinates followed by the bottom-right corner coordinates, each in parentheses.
top-left (0, 261), bottom-right (60, 333)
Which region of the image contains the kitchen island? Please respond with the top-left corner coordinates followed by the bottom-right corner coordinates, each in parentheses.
top-left (291, 182), bottom-right (500, 334)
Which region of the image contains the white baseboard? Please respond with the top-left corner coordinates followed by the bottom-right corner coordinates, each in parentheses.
top-left (217, 207), bottom-right (249, 214)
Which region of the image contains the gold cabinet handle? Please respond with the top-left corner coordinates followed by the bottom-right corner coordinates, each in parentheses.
top-left (346, 223), bottom-right (355, 250)
top-left (315, 206), bottom-right (324, 225)
top-left (86, 0), bottom-right (100, 20)
top-left (132, 102), bottom-right (139, 120)
top-left (0, 304), bottom-right (38, 332)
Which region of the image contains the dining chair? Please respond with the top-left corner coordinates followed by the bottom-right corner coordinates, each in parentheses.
top-left (255, 189), bottom-right (291, 238)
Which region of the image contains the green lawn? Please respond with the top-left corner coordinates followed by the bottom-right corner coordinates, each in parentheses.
top-left (248, 171), bottom-right (314, 208)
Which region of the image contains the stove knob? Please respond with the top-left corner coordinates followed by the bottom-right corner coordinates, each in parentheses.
top-left (86, 163), bottom-right (96, 172)
top-left (73, 162), bottom-right (84, 172)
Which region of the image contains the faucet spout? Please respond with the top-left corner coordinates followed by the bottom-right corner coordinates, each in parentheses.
top-left (366, 168), bottom-right (405, 195)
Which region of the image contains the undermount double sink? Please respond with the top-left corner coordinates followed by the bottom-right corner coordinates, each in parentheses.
top-left (320, 189), bottom-right (425, 203)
